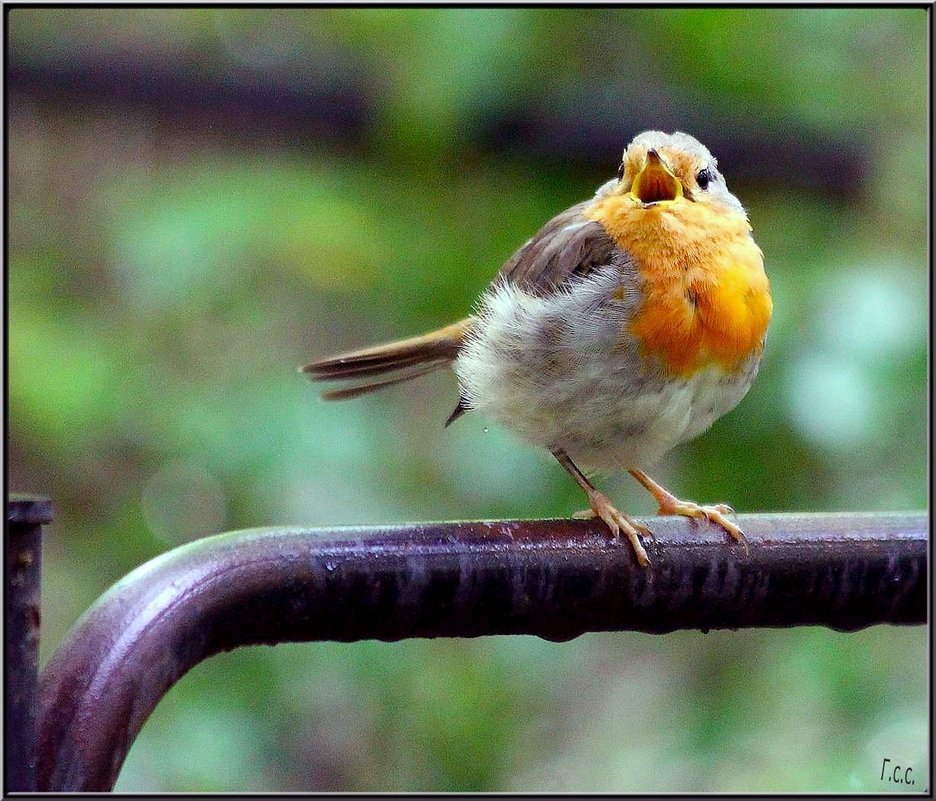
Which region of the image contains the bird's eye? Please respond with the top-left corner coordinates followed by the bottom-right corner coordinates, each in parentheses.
top-left (696, 168), bottom-right (714, 190)
top-left (617, 161), bottom-right (625, 182)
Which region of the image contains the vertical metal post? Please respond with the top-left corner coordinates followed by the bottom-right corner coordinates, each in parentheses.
top-left (6, 494), bottom-right (52, 793)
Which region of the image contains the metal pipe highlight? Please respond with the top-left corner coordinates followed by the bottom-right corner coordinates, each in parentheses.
top-left (36, 512), bottom-right (926, 791)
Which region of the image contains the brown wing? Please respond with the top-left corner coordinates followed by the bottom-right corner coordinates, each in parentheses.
top-left (442, 201), bottom-right (628, 427)
top-left (495, 201), bottom-right (620, 294)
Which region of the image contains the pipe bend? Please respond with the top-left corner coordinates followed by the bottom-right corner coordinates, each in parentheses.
top-left (36, 513), bottom-right (927, 791)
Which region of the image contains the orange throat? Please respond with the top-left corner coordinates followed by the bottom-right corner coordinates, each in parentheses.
top-left (586, 194), bottom-right (772, 376)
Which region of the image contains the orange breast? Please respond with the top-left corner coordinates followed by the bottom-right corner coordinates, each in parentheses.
top-left (585, 195), bottom-right (772, 375)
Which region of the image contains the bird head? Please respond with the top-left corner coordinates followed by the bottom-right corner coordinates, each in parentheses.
top-left (613, 131), bottom-right (745, 215)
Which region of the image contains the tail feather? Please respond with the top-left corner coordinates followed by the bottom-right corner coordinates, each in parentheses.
top-left (308, 352), bottom-right (442, 381)
top-left (302, 318), bottom-right (471, 400)
top-left (321, 362), bottom-right (450, 401)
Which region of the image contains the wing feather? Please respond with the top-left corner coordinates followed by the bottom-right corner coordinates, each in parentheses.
top-left (495, 201), bottom-right (621, 294)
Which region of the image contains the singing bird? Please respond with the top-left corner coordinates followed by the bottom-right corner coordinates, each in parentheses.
top-left (303, 130), bottom-right (772, 566)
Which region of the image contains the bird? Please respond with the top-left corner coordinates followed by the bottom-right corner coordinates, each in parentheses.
top-left (302, 130), bottom-right (772, 567)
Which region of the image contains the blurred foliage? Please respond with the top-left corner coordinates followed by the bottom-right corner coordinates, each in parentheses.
top-left (6, 7), bottom-right (928, 793)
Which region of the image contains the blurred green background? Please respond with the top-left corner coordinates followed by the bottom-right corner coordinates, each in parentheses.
top-left (7, 7), bottom-right (928, 793)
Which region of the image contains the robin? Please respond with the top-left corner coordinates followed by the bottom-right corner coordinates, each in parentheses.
top-left (302, 130), bottom-right (772, 567)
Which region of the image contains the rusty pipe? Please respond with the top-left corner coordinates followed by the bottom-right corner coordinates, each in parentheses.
top-left (6, 494), bottom-right (52, 792)
top-left (36, 512), bottom-right (926, 791)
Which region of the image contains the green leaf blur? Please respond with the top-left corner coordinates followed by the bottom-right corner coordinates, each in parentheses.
top-left (7, 7), bottom-right (928, 793)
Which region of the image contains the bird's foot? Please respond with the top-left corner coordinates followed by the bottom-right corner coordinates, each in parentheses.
top-left (628, 469), bottom-right (748, 553)
top-left (660, 499), bottom-right (748, 550)
top-left (574, 490), bottom-right (651, 567)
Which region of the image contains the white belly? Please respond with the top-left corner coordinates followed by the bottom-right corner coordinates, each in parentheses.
top-left (454, 272), bottom-right (758, 472)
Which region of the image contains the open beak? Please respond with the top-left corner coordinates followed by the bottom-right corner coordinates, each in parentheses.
top-left (629, 149), bottom-right (683, 205)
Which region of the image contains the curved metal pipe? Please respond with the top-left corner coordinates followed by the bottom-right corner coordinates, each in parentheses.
top-left (37, 512), bottom-right (926, 791)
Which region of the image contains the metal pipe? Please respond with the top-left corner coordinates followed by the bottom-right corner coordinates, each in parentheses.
top-left (6, 494), bottom-right (52, 792)
top-left (37, 512), bottom-right (926, 791)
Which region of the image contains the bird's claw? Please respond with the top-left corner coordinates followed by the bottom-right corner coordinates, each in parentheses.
top-left (579, 490), bottom-right (651, 567)
top-left (664, 500), bottom-right (749, 554)
top-left (712, 502), bottom-right (738, 522)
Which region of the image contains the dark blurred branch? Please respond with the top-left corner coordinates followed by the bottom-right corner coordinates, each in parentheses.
top-left (7, 50), bottom-right (866, 197)
top-left (36, 511), bottom-right (925, 791)
top-left (481, 66), bottom-right (870, 197)
top-left (6, 53), bottom-right (373, 147)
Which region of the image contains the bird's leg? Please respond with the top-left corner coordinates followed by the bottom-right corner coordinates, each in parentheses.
top-left (628, 468), bottom-right (748, 551)
top-left (552, 449), bottom-right (651, 567)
